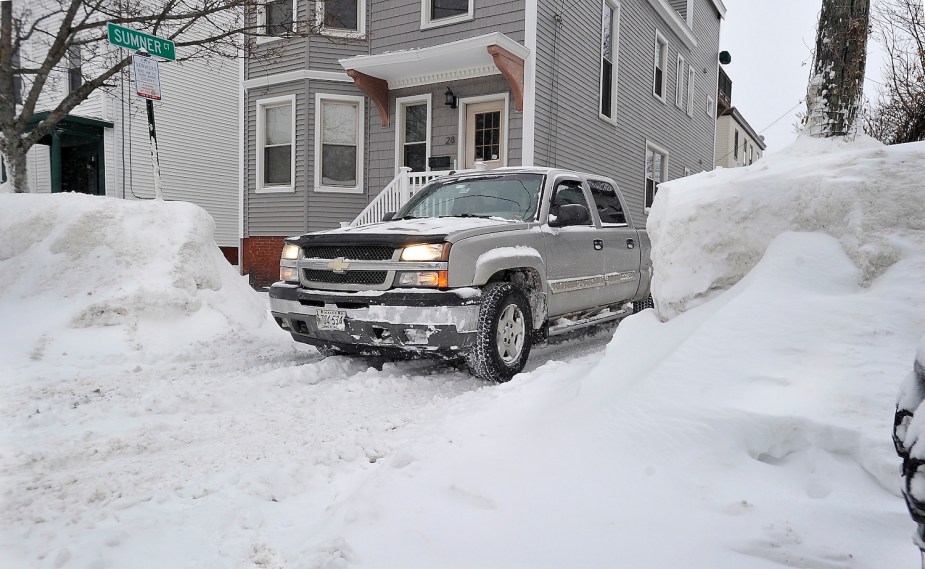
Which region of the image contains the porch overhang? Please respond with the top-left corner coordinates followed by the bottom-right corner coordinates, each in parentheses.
top-left (339, 32), bottom-right (529, 127)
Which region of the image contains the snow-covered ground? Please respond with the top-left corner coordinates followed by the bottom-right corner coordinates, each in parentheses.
top-left (2, 137), bottom-right (924, 568)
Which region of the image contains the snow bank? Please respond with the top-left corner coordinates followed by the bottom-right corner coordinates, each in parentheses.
top-left (648, 136), bottom-right (925, 318)
top-left (0, 193), bottom-right (283, 365)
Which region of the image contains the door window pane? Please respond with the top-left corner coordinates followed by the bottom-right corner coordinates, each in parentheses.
top-left (551, 181), bottom-right (591, 225)
top-left (474, 111), bottom-right (500, 162)
top-left (402, 102), bottom-right (428, 172)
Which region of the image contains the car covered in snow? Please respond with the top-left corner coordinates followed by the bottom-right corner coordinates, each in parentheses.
top-left (894, 338), bottom-right (925, 549)
top-left (269, 167), bottom-right (652, 381)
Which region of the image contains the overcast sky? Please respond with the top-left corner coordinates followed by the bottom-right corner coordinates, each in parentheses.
top-left (718, 0), bottom-right (886, 153)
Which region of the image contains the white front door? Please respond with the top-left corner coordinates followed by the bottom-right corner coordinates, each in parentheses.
top-left (464, 99), bottom-right (505, 170)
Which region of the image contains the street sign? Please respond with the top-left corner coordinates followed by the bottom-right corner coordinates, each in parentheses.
top-left (108, 23), bottom-right (176, 61)
top-left (132, 54), bottom-right (162, 100)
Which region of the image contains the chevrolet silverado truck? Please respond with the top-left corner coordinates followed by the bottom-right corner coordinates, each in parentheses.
top-left (269, 167), bottom-right (652, 381)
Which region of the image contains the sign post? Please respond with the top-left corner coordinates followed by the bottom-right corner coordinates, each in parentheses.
top-left (108, 23), bottom-right (176, 200)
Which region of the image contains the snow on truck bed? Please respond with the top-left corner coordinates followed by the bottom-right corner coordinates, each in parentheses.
top-left (1, 137), bottom-right (925, 569)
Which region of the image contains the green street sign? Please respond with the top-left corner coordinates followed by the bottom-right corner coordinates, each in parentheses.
top-left (107, 23), bottom-right (176, 60)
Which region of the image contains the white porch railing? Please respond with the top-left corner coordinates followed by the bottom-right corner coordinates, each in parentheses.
top-left (350, 164), bottom-right (487, 227)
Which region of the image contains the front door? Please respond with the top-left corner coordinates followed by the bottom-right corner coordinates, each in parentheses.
top-left (61, 141), bottom-right (103, 195)
top-left (465, 99), bottom-right (505, 170)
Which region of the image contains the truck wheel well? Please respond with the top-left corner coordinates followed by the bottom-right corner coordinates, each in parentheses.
top-left (487, 268), bottom-right (546, 330)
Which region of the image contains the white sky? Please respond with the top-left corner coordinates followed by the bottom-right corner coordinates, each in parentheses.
top-left (719, 0), bottom-right (886, 153)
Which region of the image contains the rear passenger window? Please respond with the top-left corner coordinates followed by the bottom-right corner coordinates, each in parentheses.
top-left (588, 180), bottom-right (626, 224)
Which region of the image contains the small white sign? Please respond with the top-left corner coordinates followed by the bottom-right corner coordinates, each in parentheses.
top-left (132, 54), bottom-right (162, 100)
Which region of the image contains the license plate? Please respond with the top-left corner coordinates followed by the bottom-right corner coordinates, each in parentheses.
top-left (316, 309), bottom-right (346, 331)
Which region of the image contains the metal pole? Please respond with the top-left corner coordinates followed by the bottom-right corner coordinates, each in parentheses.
top-left (145, 97), bottom-right (163, 200)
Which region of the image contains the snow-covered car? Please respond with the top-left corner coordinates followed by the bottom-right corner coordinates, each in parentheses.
top-left (894, 338), bottom-right (925, 548)
top-left (269, 167), bottom-right (652, 381)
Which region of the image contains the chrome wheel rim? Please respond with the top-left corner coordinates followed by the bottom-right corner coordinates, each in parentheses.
top-left (496, 303), bottom-right (526, 364)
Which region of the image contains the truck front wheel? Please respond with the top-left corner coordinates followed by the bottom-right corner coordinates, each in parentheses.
top-left (466, 282), bottom-right (533, 382)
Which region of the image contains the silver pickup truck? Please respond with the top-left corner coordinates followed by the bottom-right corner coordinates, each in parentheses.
top-left (269, 167), bottom-right (652, 381)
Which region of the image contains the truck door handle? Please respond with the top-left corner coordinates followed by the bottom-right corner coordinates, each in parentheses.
top-left (626, 238), bottom-right (635, 249)
top-left (593, 239), bottom-right (604, 251)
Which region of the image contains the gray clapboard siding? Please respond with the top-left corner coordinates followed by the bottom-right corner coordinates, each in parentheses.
top-left (370, 0), bottom-right (526, 52)
top-left (534, 0), bottom-right (719, 221)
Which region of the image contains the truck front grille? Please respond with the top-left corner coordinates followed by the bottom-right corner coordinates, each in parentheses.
top-left (302, 245), bottom-right (394, 261)
top-left (302, 269), bottom-right (388, 286)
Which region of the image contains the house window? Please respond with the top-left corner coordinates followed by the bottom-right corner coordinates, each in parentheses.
top-left (733, 130), bottom-right (739, 160)
top-left (653, 31), bottom-right (667, 101)
top-left (67, 46), bottom-right (82, 94)
top-left (645, 143), bottom-right (667, 210)
top-left (599, 1), bottom-right (620, 121)
top-left (396, 95), bottom-right (431, 173)
top-left (319, 0), bottom-right (364, 35)
top-left (674, 54), bottom-right (685, 108)
top-left (264, 0), bottom-right (295, 36)
top-left (686, 65), bottom-right (695, 116)
top-left (257, 95), bottom-right (295, 192)
top-left (315, 94), bottom-right (364, 192)
top-left (421, 0), bottom-right (473, 28)
top-left (706, 95), bottom-right (715, 117)
top-left (588, 180), bottom-right (626, 224)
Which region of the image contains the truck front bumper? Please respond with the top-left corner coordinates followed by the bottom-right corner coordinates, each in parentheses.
top-left (269, 283), bottom-right (482, 356)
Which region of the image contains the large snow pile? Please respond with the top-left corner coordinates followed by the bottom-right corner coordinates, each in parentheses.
top-left (2, 139), bottom-right (924, 568)
top-left (0, 193), bottom-right (284, 366)
top-left (648, 136), bottom-right (925, 318)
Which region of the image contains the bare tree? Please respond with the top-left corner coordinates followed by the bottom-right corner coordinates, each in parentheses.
top-left (864, 0), bottom-right (925, 144)
top-left (0, 0), bottom-right (323, 193)
top-left (805, 0), bottom-right (871, 139)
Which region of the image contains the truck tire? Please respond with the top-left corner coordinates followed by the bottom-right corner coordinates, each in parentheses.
top-left (633, 295), bottom-right (654, 314)
top-left (466, 282), bottom-right (533, 382)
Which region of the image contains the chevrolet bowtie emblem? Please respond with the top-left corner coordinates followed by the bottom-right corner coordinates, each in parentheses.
top-left (327, 257), bottom-right (351, 273)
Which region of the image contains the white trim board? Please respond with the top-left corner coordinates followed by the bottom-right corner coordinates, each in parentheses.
top-left (243, 69), bottom-right (351, 90)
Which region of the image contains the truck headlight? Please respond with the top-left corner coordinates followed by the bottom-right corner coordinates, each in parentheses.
top-left (281, 243), bottom-right (301, 260)
top-left (400, 243), bottom-right (448, 261)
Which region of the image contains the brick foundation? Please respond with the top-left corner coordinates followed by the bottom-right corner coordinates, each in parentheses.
top-left (242, 236), bottom-right (287, 288)
top-left (218, 246), bottom-right (238, 266)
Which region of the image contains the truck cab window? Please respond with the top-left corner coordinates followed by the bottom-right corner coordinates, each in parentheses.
top-left (588, 180), bottom-right (626, 224)
top-left (550, 180), bottom-right (592, 224)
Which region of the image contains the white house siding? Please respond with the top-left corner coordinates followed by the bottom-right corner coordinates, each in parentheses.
top-left (104, 58), bottom-right (240, 248)
top-left (714, 111), bottom-right (764, 168)
top-left (534, 0), bottom-right (720, 221)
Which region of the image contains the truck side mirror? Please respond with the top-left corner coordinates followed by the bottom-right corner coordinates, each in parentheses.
top-left (382, 212), bottom-right (396, 221)
top-left (549, 203), bottom-right (591, 227)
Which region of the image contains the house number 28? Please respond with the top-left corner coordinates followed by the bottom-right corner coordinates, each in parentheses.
top-left (445, 136), bottom-right (456, 144)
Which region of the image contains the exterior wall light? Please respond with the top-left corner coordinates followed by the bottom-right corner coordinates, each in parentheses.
top-left (444, 87), bottom-right (458, 109)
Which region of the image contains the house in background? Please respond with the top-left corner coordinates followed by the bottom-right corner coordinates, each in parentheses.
top-left (19, 36), bottom-right (241, 264)
top-left (714, 106), bottom-right (765, 167)
top-left (242, 0), bottom-right (727, 286)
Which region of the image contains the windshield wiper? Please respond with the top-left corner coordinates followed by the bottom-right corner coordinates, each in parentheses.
top-left (439, 213), bottom-right (491, 218)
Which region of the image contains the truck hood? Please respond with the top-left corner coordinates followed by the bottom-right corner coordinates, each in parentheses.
top-left (289, 217), bottom-right (530, 247)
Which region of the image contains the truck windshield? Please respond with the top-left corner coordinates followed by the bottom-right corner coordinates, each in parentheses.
top-left (396, 173), bottom-right (545, 222)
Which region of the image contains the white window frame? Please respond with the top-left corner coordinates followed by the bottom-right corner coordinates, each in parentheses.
top-left (733, 129), bottom-right (739, 160)
top-left (256, 95), bottom-right (296, 194)
top-left (420, 0), bottom-right (474, 30)
top-left (674, 53), bottom-right (685, 108)
top-left (644, 140), bottom-right (668, 212)
top-left (653, 30), bottom-right (668, 103)
top-left (315, 0), bottom-right (366, 38)
top-left (256, 0), bottom-right (298, 44)
top-left (599, 0), bottom-right (621, 124)
top-left (706, 95), bottom-right (715, 118)
top-left (686, 64), bottom-right (695, 117)
top-left (314, 93), bottom-right (365, 194)
top-left (394, 94), bottom-right (432, 176)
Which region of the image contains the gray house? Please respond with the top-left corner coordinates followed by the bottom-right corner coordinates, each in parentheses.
top-left (242, 0), bottom-right (726, 285)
